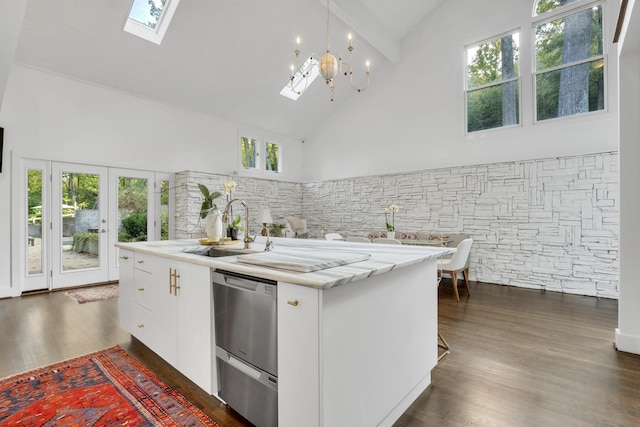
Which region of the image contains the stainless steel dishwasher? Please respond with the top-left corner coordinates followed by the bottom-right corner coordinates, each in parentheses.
top-left (212, 269), bottom-right (278, 427)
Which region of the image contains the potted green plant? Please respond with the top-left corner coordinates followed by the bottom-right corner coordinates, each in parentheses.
top-left (198, 184), bottom-right (222, 219)
top-left (199, 184), bottom-right (223, 241)
top-left (268, 223), bottom-right (286, 237)
top-left (228, 214), bottom-right (244, 240)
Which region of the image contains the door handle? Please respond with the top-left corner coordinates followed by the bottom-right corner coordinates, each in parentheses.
top-left (101, 229), bottom-right (107, 233)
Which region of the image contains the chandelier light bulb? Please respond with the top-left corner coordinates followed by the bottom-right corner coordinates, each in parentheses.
top-left (319, 52), bottom-right (338, 82)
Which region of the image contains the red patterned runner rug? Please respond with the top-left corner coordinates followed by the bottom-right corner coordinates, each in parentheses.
top-left (0, 346), bottom-right (219, 426)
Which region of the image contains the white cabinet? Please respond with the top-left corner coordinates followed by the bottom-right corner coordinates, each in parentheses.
top-left (277, 282), bottom-right (320, 426)
top-left (175, 260), bottom-right (214, 394)
top-left (117, 249), bottom-right (135, 333)
top-left (118, 251), bottom-right (213, 394)
top-left (277, 260), bottom-right (437, 427)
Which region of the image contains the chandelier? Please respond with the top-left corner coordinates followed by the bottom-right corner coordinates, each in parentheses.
top-left (287, 0), bottom-right (370, 101)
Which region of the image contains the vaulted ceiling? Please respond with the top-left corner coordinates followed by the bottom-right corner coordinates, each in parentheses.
top-left (12, 0), bottom-right (444, 140)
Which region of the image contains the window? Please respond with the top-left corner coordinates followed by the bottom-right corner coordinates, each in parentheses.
top-left (533, 1), bottom-right (604, 121)
top-left (280, 57), bottom-right (320, 101)
top-left (266, 142), bottom-right (280, 172)
top-left (124, 0), bottom-right (181, 45)
top-left (240, 136), bottom-right (281, 173)
top-left (465, 31), bottom-right (520, 133)
top-left (240, 137), bottom-right (258, 169)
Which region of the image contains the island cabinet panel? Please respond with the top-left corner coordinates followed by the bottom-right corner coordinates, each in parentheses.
top-left (278, 282), bottom-right (321, 426)
top-left (277, 260), bottom-right (438, 427)
top-left (175, 260), bottom-right (214, 394)
top-left (119, 252), bottom-right (214, 394)
top-left (141, 253), bottom-right (178, 368)
top-left (320, 261), bottom-right (438, 427)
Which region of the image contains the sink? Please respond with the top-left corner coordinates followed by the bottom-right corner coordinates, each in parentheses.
top-left (207, 247), bottom-right (259, 257)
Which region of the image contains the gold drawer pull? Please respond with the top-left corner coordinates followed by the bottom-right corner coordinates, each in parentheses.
top-left (119, 256), bottom-right (129, 260)
top-left (137, 260), bottom-right (144, 264)
top-left (137, 288), bottom-right (144, 291)
top-left (287, 300), bottom-right (299, 307)
top-left (137, 324), bottom-right (144, 328)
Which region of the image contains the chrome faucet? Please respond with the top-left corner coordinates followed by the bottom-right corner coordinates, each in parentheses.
top-left (263, 225), bottom-right (274, 252)
top-left (222, 199), bottom-right (255, 250)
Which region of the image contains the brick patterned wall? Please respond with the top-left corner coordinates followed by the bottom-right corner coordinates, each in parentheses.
top-left (175, 171), bottom-right (303, 239)
top-left (302, 152), bottom-right (619, 298)
top-left (174, 152), bottom-right (619, 298)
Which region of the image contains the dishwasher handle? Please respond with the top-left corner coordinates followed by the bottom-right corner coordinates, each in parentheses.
top-left (212, 270), bottom-right (276, 294)
top-left (224, 276), bottom-right (260, 292)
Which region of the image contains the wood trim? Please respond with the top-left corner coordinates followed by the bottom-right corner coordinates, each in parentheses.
top-left (614, 0), bottom-right (630, 43)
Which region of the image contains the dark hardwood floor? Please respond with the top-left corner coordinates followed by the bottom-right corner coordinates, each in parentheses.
top-left (1, 281), bottom-right (639, 426)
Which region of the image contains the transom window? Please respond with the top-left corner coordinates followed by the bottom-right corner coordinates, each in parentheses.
top-left (465, 31), bottom-right (520, 133)
top-left (533, 0), bottom-right (605, 121)
top-left (240, 136), bottom-right (281, 173)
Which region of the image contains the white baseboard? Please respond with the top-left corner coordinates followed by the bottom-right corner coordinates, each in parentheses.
top-left (615, 328), bottom-right (640, 355)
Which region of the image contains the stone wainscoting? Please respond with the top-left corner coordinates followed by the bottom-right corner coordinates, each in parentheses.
top-left (176, 151), bottom-right (619, 298)
top-left (174, 171), bottom-right (303, 239)
top-left (304, 152), bottom-right (619, 298)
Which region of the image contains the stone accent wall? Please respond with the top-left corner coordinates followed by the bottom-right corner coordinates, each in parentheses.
top-left (175, 171), bottom-right (303, 239)
top-left (174, 152), bottom-right (619, 298)
top-left (302, 152), bottom-right (619, 298)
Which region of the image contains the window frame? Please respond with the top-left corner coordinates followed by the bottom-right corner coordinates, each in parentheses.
top-left (531, 0), bottom-right (607, 124)
top-left (464, 28), bottom-right (522, 135)
top-left (123, 0), bottom-right (181, 45)
top-left (239, 134), bottom-right (282, 174)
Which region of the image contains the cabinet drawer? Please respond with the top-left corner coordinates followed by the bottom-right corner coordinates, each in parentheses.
top-left (131, 304), bottom-right (152, 344)
top-left (133, 269), bottom-right (153, 309)
top-left (134, 252), bottom-right (155, 273)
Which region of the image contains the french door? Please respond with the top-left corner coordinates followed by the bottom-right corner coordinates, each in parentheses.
top-left (17, 159), bottom-right (172, 293)
top-left (50, 163), bottom-right (109, 289)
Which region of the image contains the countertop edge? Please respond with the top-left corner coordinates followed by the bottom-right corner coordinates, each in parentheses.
top-left (116, 238), bottom-right (454, 289)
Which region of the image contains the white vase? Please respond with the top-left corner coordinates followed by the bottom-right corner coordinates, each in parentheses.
top-left (205, 209), bottom-right (224, 242)
top-left (387, 231), bottom-right (395, 239)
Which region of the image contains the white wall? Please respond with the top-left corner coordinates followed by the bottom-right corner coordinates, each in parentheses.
top-left (0, 65), bottom-right (306, 294)
top-left (302, 0), bottom-right (619, 181)
top-left (616, 0), bottom-right (640, 354)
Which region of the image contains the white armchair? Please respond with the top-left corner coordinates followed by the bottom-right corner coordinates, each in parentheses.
top-left (284, 217), bottom-right (308, 238)
top-left (437, 238), bottom-right (473, 302)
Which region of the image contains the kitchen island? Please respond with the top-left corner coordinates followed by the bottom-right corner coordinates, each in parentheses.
top-left (115, 237), bottom-right (452, 427)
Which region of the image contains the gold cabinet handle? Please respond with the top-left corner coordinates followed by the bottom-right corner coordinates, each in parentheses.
top-left (119, 255), bottom-right (129, 260)
top-left (137, 288), bottom-right (144, 291)
top-left (173, 272), bottom-right (181, 296)
top-left (287, 300), bottom-right (299, 307)
top-left (137, 260), bottom-right (144, 264)
top-left (137, 324), bottom-right (144, 328)
top-left (169, 269), bottom-right (181, 295)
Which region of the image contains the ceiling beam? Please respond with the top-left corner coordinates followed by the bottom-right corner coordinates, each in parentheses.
top-left (0, 0), bottom-right (29, 110)
top-left (318, 0), bottom-right (402, 64)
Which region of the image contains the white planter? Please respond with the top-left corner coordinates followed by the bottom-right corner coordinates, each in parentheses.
top-left (205, 209), bottom-right (224, 242)
top-left (387, 231), bottom-right (395, 239)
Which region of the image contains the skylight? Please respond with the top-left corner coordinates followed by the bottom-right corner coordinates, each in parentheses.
top-left (280, 57), bottom-right (320, 101)
top-left (124, 0), bottom-right (181, 45)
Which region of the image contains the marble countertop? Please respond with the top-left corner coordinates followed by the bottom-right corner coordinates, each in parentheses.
top-left (115, 237), bottom-right (454, 289)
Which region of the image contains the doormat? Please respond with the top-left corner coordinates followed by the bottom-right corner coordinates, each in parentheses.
top-left (65, 284), bottom-right (119, 304)
top-left (0, 346), bottom-right (220, 426)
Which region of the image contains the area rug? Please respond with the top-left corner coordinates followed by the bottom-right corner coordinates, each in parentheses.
top-left (0, 346), bottom-right (219, 426)
top-left (65, 284), bottom-right (119, 304)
